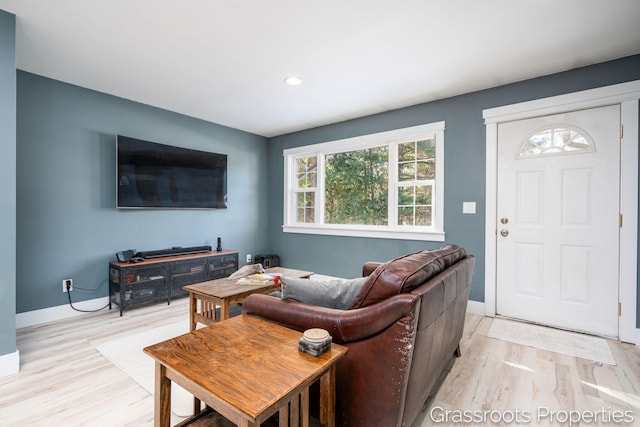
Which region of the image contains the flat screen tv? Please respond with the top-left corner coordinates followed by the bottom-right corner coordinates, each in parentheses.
top-left (117, 135), bottom-right (227, 209)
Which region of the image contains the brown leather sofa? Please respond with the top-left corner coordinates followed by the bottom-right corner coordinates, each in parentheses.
top-left (242, 244), bottom-right (474, 427)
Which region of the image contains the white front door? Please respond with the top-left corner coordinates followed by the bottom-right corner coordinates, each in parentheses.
top-left (496, 105), bottom-right (620, 338)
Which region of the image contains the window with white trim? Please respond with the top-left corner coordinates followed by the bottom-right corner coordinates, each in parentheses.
top-left (283, 122), bottom-right (445, 241)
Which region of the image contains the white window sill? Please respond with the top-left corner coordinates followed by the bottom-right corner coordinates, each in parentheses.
top-left (282, 225), bottom-right (445, 242)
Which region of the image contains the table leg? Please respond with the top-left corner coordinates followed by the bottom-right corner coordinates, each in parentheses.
top-left (289, 394), bottom-right (300, 427)
top-left (154, 362), bottom-right (171, 427)
top-left (189, 292), bottom-right (197, 331)
top-left (220, 300), bottom-right (230, 321)
top-left (279, 406), bottom-right (289, 425)
top-left (319, 364), bottom-right (336, 427)
top-left (300, 388), bottom-right (309, 427)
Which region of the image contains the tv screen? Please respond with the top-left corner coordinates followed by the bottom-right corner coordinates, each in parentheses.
top-left (117, 135), bottom-right (227, 209)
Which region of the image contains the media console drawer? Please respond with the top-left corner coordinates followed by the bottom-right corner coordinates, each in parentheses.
top-left (108, 250), bottom-right (238, 316)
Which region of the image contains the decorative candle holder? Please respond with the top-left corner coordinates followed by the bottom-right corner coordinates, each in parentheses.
top-left (298, 328), bottom-right (332, 357)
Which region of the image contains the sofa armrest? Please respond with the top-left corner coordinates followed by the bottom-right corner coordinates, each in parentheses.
top-left (242, 293), bottom-right (419, 343)
top-left (362, 261), bottom-right (382, 277)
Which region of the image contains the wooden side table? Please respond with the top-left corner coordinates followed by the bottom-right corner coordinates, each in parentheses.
top-left (183, 267), bottom-right (313, 331)
top-left (144, 315), bottom-right (348, 427)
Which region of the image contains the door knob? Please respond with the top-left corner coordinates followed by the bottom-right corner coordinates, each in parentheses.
top-left (500, 217), bottom-right (509, 224)
top-left (500, 229), bottom-right (509, 237)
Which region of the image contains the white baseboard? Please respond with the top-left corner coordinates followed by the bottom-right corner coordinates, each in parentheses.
top-left (16, 297), bottom-right (110, 329)
top-left (0, 349), bottom-right (19, 378)
top-left (466, 299), bottom-right (485, 316)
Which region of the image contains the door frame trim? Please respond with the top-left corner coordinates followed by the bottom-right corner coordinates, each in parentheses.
top-left (483, 80), bottom-right (640, 343)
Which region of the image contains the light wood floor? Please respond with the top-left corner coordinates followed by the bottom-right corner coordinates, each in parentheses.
top-left (1, 298), bottom-right (639, 426)
top-left (414, 314), bottom-right (640, 427)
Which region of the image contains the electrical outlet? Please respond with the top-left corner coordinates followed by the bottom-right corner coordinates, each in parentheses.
top-left (246, 254), bottom-right (252, 264)
top-left (62, 278), bottom-right (73, 292)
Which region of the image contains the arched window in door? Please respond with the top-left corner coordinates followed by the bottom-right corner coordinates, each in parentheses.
top-left (519, 126), bottom-right (594, 158)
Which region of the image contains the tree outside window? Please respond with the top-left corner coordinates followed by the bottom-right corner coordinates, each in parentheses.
top-left (324, 146), bottom-right (388, 225)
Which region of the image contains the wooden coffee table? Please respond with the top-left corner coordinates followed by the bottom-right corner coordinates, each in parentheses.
top-left (183, 267), bottom-right (312, 331)
top-left (144, 315), bottom-right (348, 427)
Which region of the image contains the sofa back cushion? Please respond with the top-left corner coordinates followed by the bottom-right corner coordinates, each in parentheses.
top-left (349, 244), bottom-right (467, 309)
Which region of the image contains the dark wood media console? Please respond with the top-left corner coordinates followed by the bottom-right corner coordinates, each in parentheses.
top-left (108, 250), bottom-right (238, 316)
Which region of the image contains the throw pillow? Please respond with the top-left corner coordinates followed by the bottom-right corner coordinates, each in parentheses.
top-left (280, 276), bottom-right (368, 310)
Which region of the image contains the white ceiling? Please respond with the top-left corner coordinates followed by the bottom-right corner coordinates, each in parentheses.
top-left (1, 1), bottom-right (639, 137)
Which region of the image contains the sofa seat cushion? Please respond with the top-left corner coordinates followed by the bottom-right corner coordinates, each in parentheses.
top-left (280, 276), bottom-right (368, 309)
top-left (350, 244), bottom-right (466, 309)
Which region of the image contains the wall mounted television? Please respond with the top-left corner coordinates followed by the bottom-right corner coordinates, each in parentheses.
top-left (117, 135), bottom-right (227, 209)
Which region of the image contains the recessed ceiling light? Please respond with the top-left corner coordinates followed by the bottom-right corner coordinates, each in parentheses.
top-left (284, 76), bottom-right (302, 86)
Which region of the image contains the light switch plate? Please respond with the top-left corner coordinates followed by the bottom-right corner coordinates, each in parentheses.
top-left (463, 202), bottom-right (476, 214)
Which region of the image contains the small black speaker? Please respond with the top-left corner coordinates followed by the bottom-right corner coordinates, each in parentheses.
top-left (116, 249), bottom-right (137, 262)
top-left (255, 254), bottom-right (279, 268)
top-left (216, 237), bottom-right (222, 251)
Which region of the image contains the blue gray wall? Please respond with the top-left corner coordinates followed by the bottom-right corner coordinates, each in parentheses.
top-left (16, 71), bottom-right (270, 313)
top-left (5, 24), bottom-right (640, 332)
top-left (267, 56), bottom-right (640, 323)
top-left (0, 10), bottom-right (16, 357)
